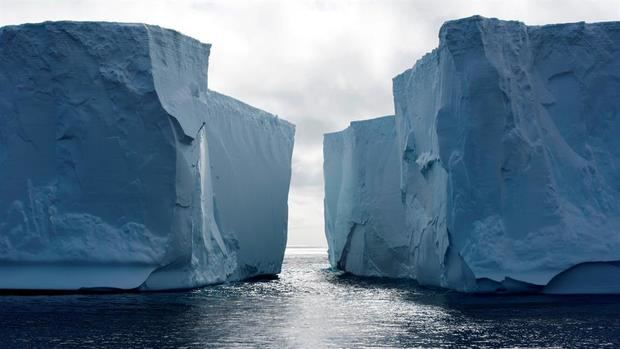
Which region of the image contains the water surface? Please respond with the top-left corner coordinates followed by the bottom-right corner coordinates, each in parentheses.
top-left (1, 249), bottom-right (619, 348)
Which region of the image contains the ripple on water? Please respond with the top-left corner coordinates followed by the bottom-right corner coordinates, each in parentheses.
top-left (0, 250), bottom-right (619, 348)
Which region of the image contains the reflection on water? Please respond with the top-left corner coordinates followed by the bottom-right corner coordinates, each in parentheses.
top-left (1, 250), bottom-right (619, 348)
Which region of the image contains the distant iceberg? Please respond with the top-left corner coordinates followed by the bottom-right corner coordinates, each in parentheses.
top-left (325, 16), bottom-right (620, 294)
top-left (0, 22), bottom-right (294, 291)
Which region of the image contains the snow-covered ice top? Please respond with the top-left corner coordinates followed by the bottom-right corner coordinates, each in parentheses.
top-left (0, 21), bottom-right (294, 291)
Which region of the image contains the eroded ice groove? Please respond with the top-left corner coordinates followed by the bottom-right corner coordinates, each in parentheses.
top-left (326, 16), bottom-right (620, 294)
top-left (323, 116), bottom-right (409, 278)
top-left (0, 22), bottom-right (294, 291)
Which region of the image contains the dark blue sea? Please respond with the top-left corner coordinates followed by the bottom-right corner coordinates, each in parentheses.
top-left (1, 248), bottom-right (619, 348)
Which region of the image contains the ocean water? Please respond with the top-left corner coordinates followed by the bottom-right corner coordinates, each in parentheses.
top-left (1, 249), bottom-right (620, 348)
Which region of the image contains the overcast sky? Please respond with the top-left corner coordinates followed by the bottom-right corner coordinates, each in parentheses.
top-left (1, 0), bottom-right (619, 247)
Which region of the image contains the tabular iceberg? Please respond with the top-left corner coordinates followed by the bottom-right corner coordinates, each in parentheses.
top-left (324, 116), bottom-right (408, 278)
top-left (325, 16), bottom-right (620, 293)
top-left (0, 22), bottom-right (294, 291)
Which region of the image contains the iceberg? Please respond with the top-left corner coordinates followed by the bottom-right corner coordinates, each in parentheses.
top-left (325, 16), bottom-right (620, 293)
top-left (0, 22), bottom-right (294, 291)
top-left (324, 116), bottom-right (408, 278)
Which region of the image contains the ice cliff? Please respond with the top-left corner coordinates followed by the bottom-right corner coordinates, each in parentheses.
top-left (325, 16), bottom-right (620, 294)
top-left (0, 22), bottom-right (294, 291)
top-left (324, 116), bottom-right (408, 278)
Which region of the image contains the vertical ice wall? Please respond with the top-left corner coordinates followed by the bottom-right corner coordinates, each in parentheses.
top-left (393, 16), bottom-right (620, 292)
top-left (0, 22), bottom-right (294, 291)
top-left (324, 116), bottom-right (408, 278)
top-left (325, 16), bottom-right (620, 293)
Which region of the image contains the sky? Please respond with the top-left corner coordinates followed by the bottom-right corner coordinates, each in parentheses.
top-left (1, 0), bottom-right (619, 247)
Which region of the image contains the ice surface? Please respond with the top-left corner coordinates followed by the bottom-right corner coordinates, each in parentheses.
top-left (325, 16), bottom-right (620, 293)
top-left (324, 116), bottom-right (408, 278)
top-left (0, 22), bottom-right (294, 291)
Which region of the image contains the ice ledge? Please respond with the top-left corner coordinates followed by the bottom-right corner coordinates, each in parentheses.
top-left (0, 264), bottom-right (156, 290)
